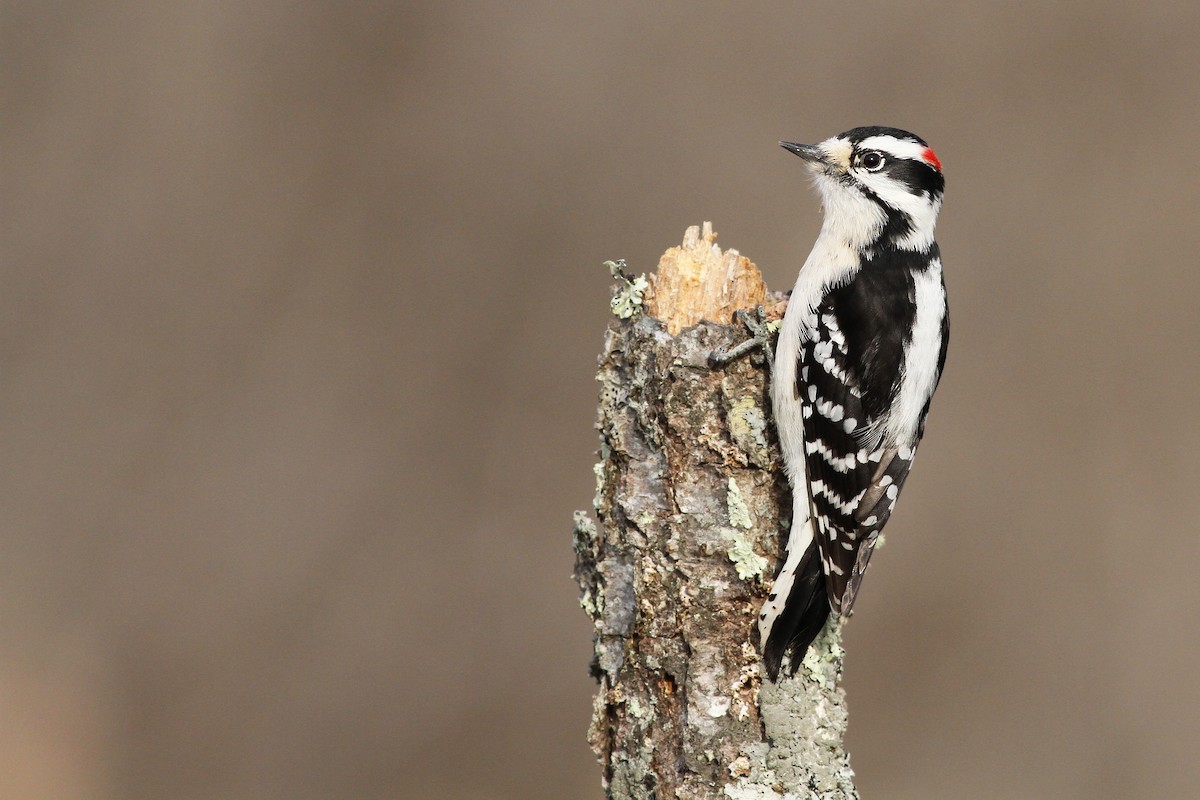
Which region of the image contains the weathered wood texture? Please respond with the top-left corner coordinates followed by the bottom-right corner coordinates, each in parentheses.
top-left (644, 221), bottom-right (766, 336)
top-left (574, 226), bottom-right (858, 800)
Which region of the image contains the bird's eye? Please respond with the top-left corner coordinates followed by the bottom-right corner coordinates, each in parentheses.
top-left (860, 151), bottom-right (885, 171)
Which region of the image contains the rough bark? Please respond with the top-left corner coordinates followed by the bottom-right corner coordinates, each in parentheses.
top-left (574, 225), bottom-right (858, 799)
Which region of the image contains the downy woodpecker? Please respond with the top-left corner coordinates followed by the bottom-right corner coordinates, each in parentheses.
top-left (759, 127), bottom-right (948, 681)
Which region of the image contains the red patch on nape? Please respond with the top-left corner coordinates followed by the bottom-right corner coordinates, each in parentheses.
top-left (922, 147), bottom-right (942, 172)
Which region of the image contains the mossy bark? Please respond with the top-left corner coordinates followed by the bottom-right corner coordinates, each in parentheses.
top-left (574, 305), bottom-right (858, 799)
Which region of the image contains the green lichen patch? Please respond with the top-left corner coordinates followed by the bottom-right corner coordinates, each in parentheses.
top-left (726, 477), bottom-right (753, 529)
top-left (722, 529), bottom-right (768, 582)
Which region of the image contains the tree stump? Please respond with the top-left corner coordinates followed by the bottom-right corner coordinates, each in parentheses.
top-left (575, 224), bottom-right (858, 799)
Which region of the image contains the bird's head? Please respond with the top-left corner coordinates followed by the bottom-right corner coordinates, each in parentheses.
top-left (782, 126), bottom-right (944, 251)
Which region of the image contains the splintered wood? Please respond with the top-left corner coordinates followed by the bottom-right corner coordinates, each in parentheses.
top-left (645, 222), bottom-right (766, 335)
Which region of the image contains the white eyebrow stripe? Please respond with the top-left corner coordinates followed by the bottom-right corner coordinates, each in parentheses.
top-left (855, 136), bottom-right (934, 164)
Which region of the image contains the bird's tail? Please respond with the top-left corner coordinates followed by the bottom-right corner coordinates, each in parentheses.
top-left (758, 496), bottom-right (830, 681)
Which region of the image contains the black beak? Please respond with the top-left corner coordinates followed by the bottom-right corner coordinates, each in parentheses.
top-left (780, 141), bottom-right (827, 164)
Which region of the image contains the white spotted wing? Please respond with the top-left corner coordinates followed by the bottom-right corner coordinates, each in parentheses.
top-left (797, 306), bottom-right (916, 614)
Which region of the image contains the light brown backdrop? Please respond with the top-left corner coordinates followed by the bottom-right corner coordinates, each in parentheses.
top-left (4, 2), bottom-right (1200, 798)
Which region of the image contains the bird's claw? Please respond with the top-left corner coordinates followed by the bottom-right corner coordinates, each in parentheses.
top-left (709, 305), bottom-right (778, 372)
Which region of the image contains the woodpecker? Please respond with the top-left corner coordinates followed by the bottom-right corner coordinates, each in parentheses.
top-left (758, 126), bottom-right (948, 681)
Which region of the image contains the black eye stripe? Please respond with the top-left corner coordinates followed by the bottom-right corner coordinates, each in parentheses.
top-left (852, 154), bottom-right (945, 197)
top-left (882, 157), bottom-right (945, 196)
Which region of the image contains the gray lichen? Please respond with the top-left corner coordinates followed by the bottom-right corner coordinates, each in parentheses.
top-left (606, 259), bottom-right (650, 319)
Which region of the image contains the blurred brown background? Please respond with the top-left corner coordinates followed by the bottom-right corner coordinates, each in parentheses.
top-left (3, 2), bottom-right (1199, 798)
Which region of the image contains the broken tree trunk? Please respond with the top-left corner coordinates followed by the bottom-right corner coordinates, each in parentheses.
top-left (574, 224), bottom-right (858, 800)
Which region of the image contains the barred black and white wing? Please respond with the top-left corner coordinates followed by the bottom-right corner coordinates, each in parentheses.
top-left (760, 301), bottom-right (919, 680)
top-left (799, 305), bottom-right (916, 615)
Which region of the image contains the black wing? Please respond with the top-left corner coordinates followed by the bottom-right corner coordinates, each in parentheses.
top-left (798, 305), bottom-right (916, 615)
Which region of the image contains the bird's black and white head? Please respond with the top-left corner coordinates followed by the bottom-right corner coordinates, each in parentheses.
top-left (782, 126), bottom-right (944, 252)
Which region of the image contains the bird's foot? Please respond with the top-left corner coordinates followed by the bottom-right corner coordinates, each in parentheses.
top-left (709, 306), bottom-right (780, 373)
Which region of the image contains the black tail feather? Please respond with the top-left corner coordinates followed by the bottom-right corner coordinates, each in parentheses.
top-left (761, 544), bottom-right (830, 681)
